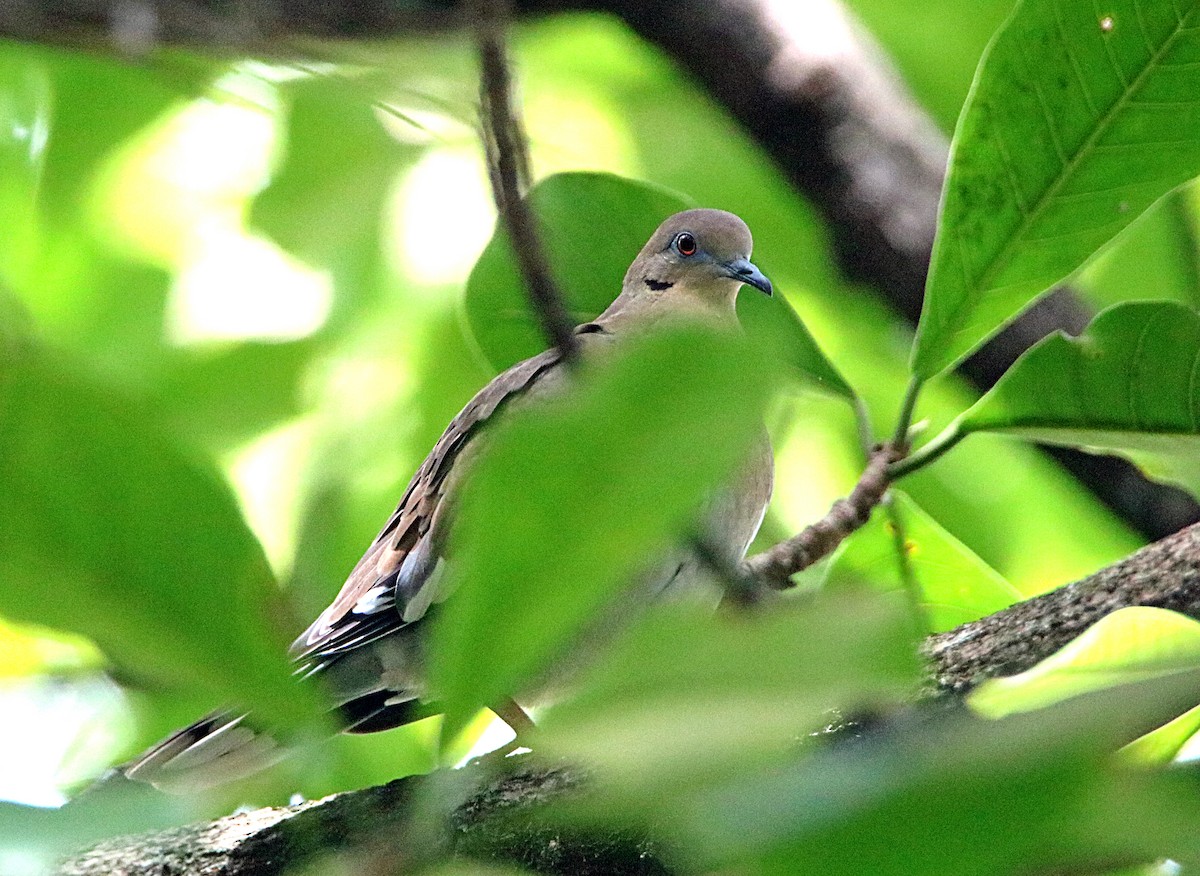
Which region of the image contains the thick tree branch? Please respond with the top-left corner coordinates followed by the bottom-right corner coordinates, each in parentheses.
top-left (927, 520), bottom-right (1200, 695)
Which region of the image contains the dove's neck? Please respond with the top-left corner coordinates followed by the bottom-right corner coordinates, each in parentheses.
top-left (595, 278), bottom-right (741, 334)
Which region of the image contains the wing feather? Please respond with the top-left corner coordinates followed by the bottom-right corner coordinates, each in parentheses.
top-left (290, 345), bottom-right (567, 662)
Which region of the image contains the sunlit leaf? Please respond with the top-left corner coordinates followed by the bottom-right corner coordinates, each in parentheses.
top-left (465, 171), bottom-right (853, 398)
top-left (824, 490), bottom-right (1020, 632)
top-left (428, 324), bottom-right (774, 739)
top-left (912, 0), bottom-right (1200, 377)
top-left (957, 301), bottom-right (1200, 498)
top-left (0, 346), bottom-right (315, 727)
top-left (969, 607), bottom-right (1200, 719)
top-left (1121, 702), bottom-right (1200, 765)
top-left (537, 593), bottom-right (920, 791)
top-left (0, 617), bottom-right (101, 678)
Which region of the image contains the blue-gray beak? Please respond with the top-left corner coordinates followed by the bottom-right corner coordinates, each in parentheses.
top-left (723, 257), bottom-right (773, 296)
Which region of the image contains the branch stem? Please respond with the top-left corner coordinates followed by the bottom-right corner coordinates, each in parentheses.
top-left (891, 375), bottom-right (923, 448)
top-left (887, 422), bottom-right (965, 480)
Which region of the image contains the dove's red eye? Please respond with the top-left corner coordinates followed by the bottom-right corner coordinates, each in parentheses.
top-left (674, 232), bottom-right (697, 256)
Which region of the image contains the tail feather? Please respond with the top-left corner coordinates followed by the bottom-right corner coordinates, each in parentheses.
top-left (122, 712), bottom-right (283, 793)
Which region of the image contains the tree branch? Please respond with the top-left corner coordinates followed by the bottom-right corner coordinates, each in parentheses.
top-left (745, 443), bottom-right (900, 587)
top-left (926, 520), bottom-right (1200, 695)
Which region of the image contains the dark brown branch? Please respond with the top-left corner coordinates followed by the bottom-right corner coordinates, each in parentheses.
top-left (745, 444), bottom-right (900, 587)
top-left (469, 0), bottom-right (580, 365)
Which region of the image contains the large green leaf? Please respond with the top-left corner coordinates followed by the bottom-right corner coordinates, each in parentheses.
top-left (0, 346), bottom-right (315, 726)
top-left (665, 672), bottom-right (1200, 875)
top-left (464, 171), bottom-right (853, 398)
top-left (912, 0), bottom-right (1200, 377)
top-left (957, 301), bottom-right (1200, 497)
top-left (536, 593), bottom-right (920, 792)
top-left (427, 324), bottom-right (774, 739)
top-left (823, 490), bottom-right (1020, 632)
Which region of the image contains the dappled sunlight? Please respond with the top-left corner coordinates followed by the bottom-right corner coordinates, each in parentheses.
top-left (524, 85), bottom-right (639, 177)
top-left (90, 69), bottom-right (278, 269)
top-left (771, 395), bottom-right (863, 532)
top-left (225, 416), bottom-right (318, 580)
top-left (90, 67), bottom-right (335, 344)
top-left (0, 677), bottom-right (131, 807)
top-left (391, 146), bottom-right (495, 289)
top-left (166, 228), bottom-right (332, 344)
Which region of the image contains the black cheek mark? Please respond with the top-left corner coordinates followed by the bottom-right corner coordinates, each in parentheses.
top-left (644, 278), bottom-right (673, 291)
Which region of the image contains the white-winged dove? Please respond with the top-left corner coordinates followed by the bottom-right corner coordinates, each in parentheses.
top-left (125, 209), bottom-right (775, 791)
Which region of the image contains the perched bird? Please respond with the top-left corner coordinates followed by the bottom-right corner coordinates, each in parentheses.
top-left (124, 208), bottom-right (775, 791)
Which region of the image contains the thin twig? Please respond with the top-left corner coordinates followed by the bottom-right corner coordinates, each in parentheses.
top-left (744, 444), bottom-right (902, 588)
top-left (468, 0), bottom-right (579, 365)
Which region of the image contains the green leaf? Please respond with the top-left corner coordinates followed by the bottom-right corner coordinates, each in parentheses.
top-left (969, 607), bottom-right (1200, 719)
top-left (465, 171), bottom-right (853, 398)
top-left (668, 672), bottom-right (1200, 875)
top-left (537, 593), bottom-right (920, 792)
top-left (1121, 702), bottom-right (1200, 765)
top-left (465, 171), bottom-right (691, 370)
top-left (957, 301), bottom-right (1200, 498)
top-left (823, 490), bottom-right (1020, 633)
top-left (0, 346), bottom-right (315, 727)
top-left (0, 48), bottom-right (50, 293)
top-left (428, 324), bottom-right (774, 739)
top-left (0, 778), bottom-right (194, 869)
top-left (737, 287), bottom-right (856, 400)
top-left (1081, 183), bottom-right (1200, 310)
top-left (912, 0), bottom-right (1200, 377)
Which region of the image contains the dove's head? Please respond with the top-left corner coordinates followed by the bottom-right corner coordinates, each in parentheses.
top-left (624, 209), bottom-right (772, 316)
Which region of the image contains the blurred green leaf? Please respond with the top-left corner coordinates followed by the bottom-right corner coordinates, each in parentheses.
top-left (429, 324), bottom-right (774, 740)
top-left (155, 339), bottom-right (317, 451)
top-left (0, 48), bottom-right (49, 294)
top-left (663, 671), bottom-right (1200, 875)
top-left (465, 171), bottom-right (853, 398)
top-left (0, 617), bottom-right (100, 678)
top-left (956, 301), bottom-right (1200, 498)
top-left (537, 593), bottom-right (920, 792)
top-left (0, 345), bottom-right (315, 727)
top-left (824, 490), bottom-right (1020, 632)
top-left (970, 607), bottom-right (1200, 719)
top-left (912, 0), bottom-right (1200, 377)
top-left (0, 776), bottom-right (194, 871)
top-left (1122, 702), bottom-right (1200, 766)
